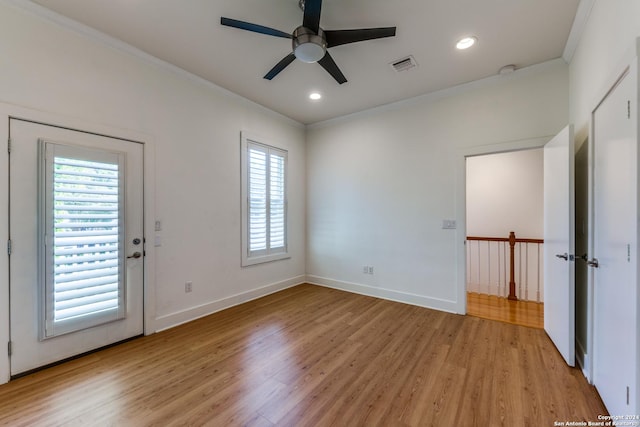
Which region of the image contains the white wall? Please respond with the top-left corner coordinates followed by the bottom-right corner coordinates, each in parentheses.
top-left (466, 149), bottom-right (543, 238)
top-left (0, 1), bottom-right (306, 382)
top-left (570, 0), bottom-right (640, 145)
top-left (306, 61), bottom-right (568, 313)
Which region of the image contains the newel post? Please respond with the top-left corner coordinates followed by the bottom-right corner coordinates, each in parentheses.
top-left (508, 231), bottom-right (518, 301)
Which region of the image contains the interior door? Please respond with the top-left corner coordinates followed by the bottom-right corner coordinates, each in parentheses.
top-left (591, 68), bottom-right (637, 415)
top-left (9, 118), bottom-right (144, 376)
top-left (543, 124), bottom-right (575, 367)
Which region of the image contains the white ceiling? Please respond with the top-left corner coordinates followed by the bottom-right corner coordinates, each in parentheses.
top-left (30, 0), bottom-right (580, 125)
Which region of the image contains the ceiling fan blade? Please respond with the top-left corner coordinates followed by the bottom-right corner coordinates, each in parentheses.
top-left (302, 0), bottom-right (323, 34)
top-left (264, 53), bottom-right (297, 80)
top-left (318, 52), bottom-right (347, 84)
top-left (325, 27), bottom-right (396, 48)
top-left (221, 17), bottom-right (292, 39)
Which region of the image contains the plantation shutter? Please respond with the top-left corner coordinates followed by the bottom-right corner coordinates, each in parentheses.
top-left (41, 141), bottom-right (126, 338)
top-left (248, 146), bottom-right (268, 254)
top-left (246, 141), bottom-right (287, 259)
top-left (269, 152), bottom-right (286, 250)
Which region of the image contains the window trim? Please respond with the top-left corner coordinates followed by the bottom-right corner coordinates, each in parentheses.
top-left (240, 132), bottom-right (289, 266)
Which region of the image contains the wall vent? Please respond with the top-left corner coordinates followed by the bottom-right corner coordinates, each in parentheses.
top-left (390, 55), bottom-right (418, 72)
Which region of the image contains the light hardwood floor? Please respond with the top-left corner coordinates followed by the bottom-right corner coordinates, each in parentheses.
top-left (0, 284), bottom-right (605, 426)
top-left (466, 292), bottom-right (545, 329)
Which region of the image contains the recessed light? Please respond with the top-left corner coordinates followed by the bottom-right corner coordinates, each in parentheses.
top-left (309, 92), bottom-right (322, 100)
top-left (456, 36), bottom-right (477, 50)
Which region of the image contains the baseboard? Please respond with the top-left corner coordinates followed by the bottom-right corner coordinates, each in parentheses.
top-left (153, 275), bottom-right (306, 332)
top-left (576, 338), bottom-right (590, 380)
top-left (306, 275), bottom-right (458, 314)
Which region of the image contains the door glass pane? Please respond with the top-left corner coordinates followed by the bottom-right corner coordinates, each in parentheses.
top-left (41, 142), bottom-right (126, 338)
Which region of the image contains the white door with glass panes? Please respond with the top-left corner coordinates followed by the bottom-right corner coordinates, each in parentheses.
top-left (9, 119), bottom-right (144, 376)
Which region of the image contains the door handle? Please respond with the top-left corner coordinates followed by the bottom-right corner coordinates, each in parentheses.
top-left (555, 253), bottom-right (568, 261)
top-left (587, 258), bottom-right (599, 268)
top-left (127, 251), bottom-right (142, 259)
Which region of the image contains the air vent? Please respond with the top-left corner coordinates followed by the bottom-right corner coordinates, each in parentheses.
top-left (390, 55), bottom-right (418, 72)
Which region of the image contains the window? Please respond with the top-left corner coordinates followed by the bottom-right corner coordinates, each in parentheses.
top-left (241, 132), bottom-right (289, 266)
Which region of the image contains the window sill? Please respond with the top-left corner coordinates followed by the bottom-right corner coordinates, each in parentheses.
top-left (242, 252), bottom-right (290, 267)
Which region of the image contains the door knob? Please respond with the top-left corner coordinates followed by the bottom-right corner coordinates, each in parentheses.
top-left (587, 258), bottom-right (599, 268)
top-left (555, 253), bottom-right (568, 260)
top-left (127, 251), bottom-right (142, 259)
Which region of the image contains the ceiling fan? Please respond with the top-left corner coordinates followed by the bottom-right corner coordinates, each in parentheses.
top-left (220, 0), bottom-right (396, 84)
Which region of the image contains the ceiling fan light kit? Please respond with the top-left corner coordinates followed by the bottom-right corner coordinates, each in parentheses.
top-left (220, 0), bottom-right (396, 84)
top-left (293, 26), bottom-right (327, 63)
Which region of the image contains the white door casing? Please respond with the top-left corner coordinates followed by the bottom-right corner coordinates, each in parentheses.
top-left (591, 65), bottom-right (638, 415)
top-left (9, 119), bottom-right (144, 375)
top-left (543, 125), bottom-right (575, 367)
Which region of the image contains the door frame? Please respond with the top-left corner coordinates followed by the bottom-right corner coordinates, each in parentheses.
top-left (454, 136), bottom-right (554, 315)
top-left (0, 103), bottom-right (157, 385)
top-left (586, 38), bottom-right (640, 391)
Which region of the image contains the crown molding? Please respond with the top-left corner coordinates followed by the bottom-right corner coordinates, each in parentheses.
top-left (308, 58), bottom-right (567, 130)
top-left (0, 0), bottom-right (304, 129)
top-left (563, 0), bottom-right (596, 63)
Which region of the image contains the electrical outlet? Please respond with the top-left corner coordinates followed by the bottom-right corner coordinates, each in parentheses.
top-left (155, 220), bottom-right (162, 231)
top-left (368, 266), bottom-right (374, 274)
top-left (185, 281), bottom-right (193, 293)
top-left (363, 266), bottom-right (368, 274)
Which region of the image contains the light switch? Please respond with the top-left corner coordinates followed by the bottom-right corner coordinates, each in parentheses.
top-left (442, 220), bottom-right (456, 229)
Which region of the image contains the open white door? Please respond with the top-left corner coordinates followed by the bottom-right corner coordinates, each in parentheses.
top-left (543, 125), bottom-right (575, 367)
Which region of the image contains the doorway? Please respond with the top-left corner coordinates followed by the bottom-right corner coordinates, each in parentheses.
top-left (465, 149), bottom-right (545, 328)
top-left (9, 119), bottom-right (145, 376)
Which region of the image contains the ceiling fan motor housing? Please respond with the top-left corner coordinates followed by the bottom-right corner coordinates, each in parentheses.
top-left (292, 26), bottom-right (327, 63)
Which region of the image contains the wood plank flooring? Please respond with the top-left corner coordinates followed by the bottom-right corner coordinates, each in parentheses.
top-left (467, 292), bottom-right (545, 329)
top-left (0, 284), bottom-right (605, 426)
